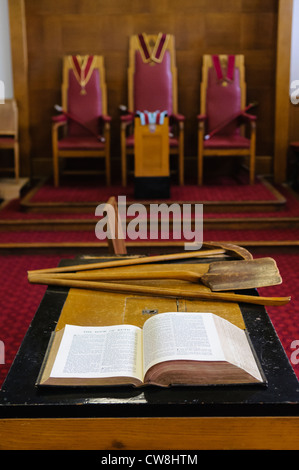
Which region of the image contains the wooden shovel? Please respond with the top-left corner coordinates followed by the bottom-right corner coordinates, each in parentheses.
top-left (27, 275), bottom-right (290, 306)
top-left (28, 258), bottom-right (283, 292)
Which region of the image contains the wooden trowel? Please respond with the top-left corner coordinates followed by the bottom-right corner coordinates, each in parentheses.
top-left (197, 257), bottom-right (282, 291)
top-left (28, 257), bottom-right (282, 292)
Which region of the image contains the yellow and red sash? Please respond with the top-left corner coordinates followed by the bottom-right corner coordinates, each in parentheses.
top-left (212, 55), bottom-right (235, 86)
top-left (137, 33), bottom-right (170, 64)
top-left (68, 55), bottom-right (96, 95)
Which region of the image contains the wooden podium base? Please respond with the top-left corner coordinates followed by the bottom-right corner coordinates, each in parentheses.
top-left (134, 176), bottom-right (170, 199)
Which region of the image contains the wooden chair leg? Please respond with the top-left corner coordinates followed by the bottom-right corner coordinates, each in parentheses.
top-left (198, 130), bottom-right (204, 186)
top-left (249, 123), bottom-right (256, 184)
top-left (104, 125), bottom-right (111, 186)
top-left (249, 152), bottom-right (255, 184)
top-left (53, 153), bottom-right (59, 187)
top-left (121, 129), bottom-right (127, 187)
top-left (106, 154), bottom-right (111, 186)
top-left (105, 144), bottom-right (111, 186)
top-left (14, 141), bottom-right (19, 182)
top-left (52, 124), bottom-right (59, 187)
top-left (178, 125), bottom-right (184, 185)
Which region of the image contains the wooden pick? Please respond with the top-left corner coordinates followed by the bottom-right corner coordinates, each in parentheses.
top-left (27, 249), bottom-right (226, 275)
top-left (28, 276), bottom-right (290, 307)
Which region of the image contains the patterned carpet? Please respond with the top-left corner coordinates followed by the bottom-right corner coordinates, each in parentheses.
top-left (0, 252), bottom-right (298, 389)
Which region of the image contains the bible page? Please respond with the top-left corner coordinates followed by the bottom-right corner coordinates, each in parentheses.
top-left (49, 324), bottom-right (143, 381)
top-left (143, 312), bottom-right (226, 374)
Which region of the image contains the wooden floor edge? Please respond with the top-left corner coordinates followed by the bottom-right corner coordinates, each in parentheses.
top-left (1, 416), bottom-right (299, 450)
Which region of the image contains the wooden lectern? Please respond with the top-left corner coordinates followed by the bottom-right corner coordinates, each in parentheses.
top-left (134, 114), bottom-right (170, 198)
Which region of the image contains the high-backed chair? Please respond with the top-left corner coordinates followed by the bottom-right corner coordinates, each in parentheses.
top-left (0, 99), bottom-right (19, 181)
top-left (52, 55), bottom-right (111, 187)
top-left (197, 54), bottom-right (256, 185)
top-left (121, 33), bottom-right (185, 186)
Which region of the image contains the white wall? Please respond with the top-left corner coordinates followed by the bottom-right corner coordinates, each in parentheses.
top-left (0, 0), bottom-right (13, 99)
top-left (291, 0), bottom-right (299, 83)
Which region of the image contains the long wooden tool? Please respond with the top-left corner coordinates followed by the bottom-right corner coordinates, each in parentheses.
top-left (27, 249), bottom-right (226, 275)
top-left (29, 258), bottom-right (282, 292)
top-left (28, 276), bottom-right (290, 306)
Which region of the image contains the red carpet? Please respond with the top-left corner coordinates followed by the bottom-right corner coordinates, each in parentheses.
top-left (29, 175), bottom-right (278, 203)
top-left (0, 252), bottom-right (298, 389)
top-left (1, 183), bottom-right (298, 225)
top-left (0, 254), bottom-right (72, 388)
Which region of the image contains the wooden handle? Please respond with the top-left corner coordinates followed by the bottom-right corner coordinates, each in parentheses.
top-left (28, 276), bottom-right (291, 307)
top-left (28, 270), bottom-right (201, 283)
top-left (27, 249), bottom-right (225, 275)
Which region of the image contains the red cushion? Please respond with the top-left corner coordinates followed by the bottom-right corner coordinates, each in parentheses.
top-left (58, 136), bottom-right (105, 150)
top-left (204, 135), bottom-right (250, 149)
top-left (133, 50), bottom-right (173, 114)
top-left (0, 137), bottom-right (16, 147)
top-left (291, 141), bottom-right (299, 149)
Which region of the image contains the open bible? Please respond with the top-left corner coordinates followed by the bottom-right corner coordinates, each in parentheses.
top-left (37, 312), bottom-right (265, 387)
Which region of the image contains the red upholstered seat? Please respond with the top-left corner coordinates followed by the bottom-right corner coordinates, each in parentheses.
top-left (52, 55), bottom-right (111, 187)
top-left (198, 54), bottom-right (257, 185)
top-left (121, 33), bottom-right (185, 186)
top-left (204, 135), bottom-right (251, 149)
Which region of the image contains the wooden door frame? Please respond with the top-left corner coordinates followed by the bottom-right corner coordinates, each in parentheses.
top-left (8, 0), bottom-right (31, 177)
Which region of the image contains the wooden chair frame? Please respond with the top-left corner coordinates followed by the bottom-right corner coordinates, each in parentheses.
top-left (52, 55), bottom-right (110, 187)
top-left (0, 99), bottom-right (19, 181)
top-left (197, 54), bottom-right (256, 185)
top-left (121, 34), bottom-right (184, 186)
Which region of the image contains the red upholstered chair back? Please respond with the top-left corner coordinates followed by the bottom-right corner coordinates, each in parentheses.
top-left (62, 55), bottom-right (107, 137)
top-left (128, 34), bottom-right (178, 115)
top-left (206, 67), bottom-right (241, 136)
top-left (200, 54), bottom-right (246, 136)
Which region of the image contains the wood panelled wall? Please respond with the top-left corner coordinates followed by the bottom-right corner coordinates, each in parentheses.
top-left (15, 0), bottom-right (279, 179)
